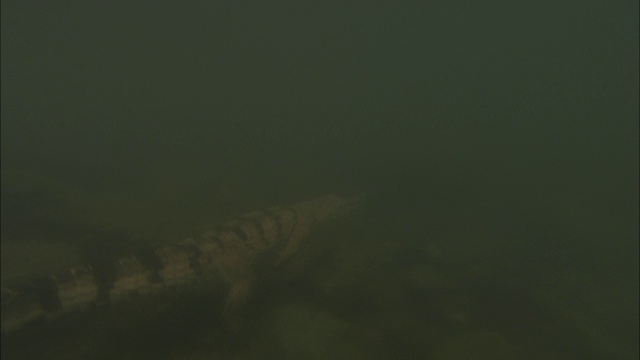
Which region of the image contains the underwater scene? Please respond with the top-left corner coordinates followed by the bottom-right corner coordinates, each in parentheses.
top-left (1, 2), bottom-right (638, 360)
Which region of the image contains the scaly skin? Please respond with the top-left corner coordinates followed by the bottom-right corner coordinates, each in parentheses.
top-left (1, 194), bottom-right (362, 334)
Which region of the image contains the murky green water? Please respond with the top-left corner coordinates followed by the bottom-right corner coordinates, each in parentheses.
top-left (2, 2), bottom-right (638, 359)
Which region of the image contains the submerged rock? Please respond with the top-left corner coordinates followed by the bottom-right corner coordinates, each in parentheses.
top-left (261, 303), bottom-right (384, 360)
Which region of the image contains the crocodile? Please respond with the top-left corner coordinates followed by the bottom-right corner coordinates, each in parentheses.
top-left (1, 193), bottom-right (362, 334)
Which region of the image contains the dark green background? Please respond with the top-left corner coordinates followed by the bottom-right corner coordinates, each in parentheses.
top-left (1, 1), bottom-right (638, 359)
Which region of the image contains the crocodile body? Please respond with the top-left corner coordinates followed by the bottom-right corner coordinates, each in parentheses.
top-left (1, 194), bottom-right (362, 333)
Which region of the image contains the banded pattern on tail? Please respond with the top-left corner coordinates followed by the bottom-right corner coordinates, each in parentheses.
top-left (1, 194), bottom-right (362, 334)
